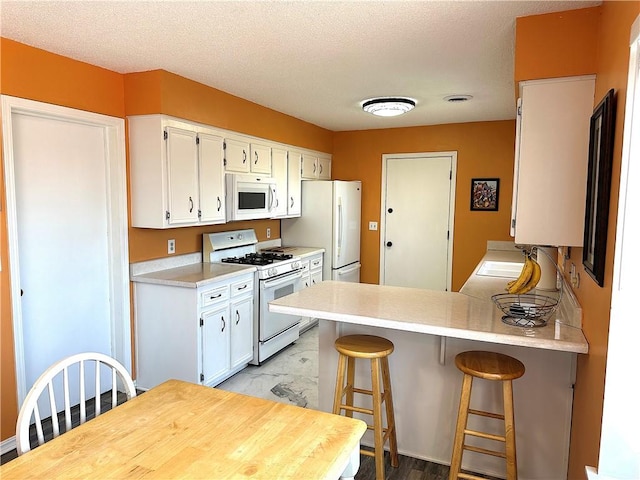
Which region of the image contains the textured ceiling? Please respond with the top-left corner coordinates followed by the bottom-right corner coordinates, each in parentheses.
top-left (0, 0), bottom-right (601, 131)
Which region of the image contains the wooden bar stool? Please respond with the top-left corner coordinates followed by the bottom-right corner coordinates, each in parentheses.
top-left (449, 351), bottom-right (525, 480)
top-left (333, 334), bottom-right (398, 480)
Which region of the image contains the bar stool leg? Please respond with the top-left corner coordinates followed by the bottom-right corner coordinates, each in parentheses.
top-left (371, 357), bottom-right (385, 480)
top-left (345, 356), bottom-right (356, 418)
top-left (381, 356), bottom-right (399, 468)
top-left (503, 379), bottom-right (518, 480)
top-left (333, 353), bottom-right (347, 415)
top-left (449, 373), bottom-right (473, 480)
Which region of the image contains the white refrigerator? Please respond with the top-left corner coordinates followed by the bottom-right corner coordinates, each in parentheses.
top-left (281, 180), bottom-right (361, 282)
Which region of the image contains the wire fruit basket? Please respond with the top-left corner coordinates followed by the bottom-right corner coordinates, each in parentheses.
top-left (491, 245), bottom-right (562, 328)
top-left (491, 293), bottom-right (559, 327)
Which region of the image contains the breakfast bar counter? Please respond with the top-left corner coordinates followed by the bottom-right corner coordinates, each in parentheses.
top-left (269, 247), bottom-right (587, 479)
top-left (269, 281), bottom-right (587, 354)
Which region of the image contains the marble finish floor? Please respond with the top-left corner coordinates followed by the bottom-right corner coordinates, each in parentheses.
top-left (217, 324), bottom-right (319, 409)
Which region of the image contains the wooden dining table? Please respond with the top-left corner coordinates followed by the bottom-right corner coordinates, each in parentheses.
top-left (0, 379), bottom-right (367, 479)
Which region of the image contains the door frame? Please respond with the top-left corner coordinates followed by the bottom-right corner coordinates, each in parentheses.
top-left (1, 95), bottom-right (131, 404)
top-left (379, 152), bottom-right (457, 290)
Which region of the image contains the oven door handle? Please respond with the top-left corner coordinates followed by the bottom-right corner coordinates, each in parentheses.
top-left (261, 270), bottom-right (303, 289)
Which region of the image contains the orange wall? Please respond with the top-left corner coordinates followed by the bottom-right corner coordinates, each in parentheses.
top-left (514, 6), bottom-right (599, 91)
top-left (516, 3), bottom-right (640, 477)
top-left (332, 121), bottom-right (516, 291)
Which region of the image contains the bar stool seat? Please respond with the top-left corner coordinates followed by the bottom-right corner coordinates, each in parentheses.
top-left (333, 334), bottom-right (398, 480)
top-left (449, 351), bottom-right (525, 480)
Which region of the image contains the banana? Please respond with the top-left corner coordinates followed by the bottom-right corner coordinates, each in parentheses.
top-left (514, 257), bottom-right (541, 294)
top-left (507, 256), bottom-right (533, 294)
top-left (505, 279), bottom-right (517, 291)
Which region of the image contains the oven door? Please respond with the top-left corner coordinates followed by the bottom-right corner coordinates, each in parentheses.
top-left (259, 270), bottom-right (303, 341)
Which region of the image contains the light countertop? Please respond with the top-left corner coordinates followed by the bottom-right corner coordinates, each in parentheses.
top-left (269, 246), bottom-right (588, 354)
top-left (131, 262), bottom-right (255, 288)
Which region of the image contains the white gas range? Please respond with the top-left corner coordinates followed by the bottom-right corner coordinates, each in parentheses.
top-left (203, 229), bottom-right (303, 364)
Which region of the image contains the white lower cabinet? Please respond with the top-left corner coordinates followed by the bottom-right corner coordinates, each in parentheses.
top-left (298, 252), bottom-right (323, 332)
top-left (134, 272), bottom-right (254, 390)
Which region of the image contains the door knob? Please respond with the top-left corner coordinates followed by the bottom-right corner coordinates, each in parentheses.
top-left (388, 208), bottom-right (393, 213)
top-left (386, 241), bottom-right (393, 247)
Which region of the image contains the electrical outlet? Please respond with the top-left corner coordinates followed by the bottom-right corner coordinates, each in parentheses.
top-left (266, 228), bottom-right (271, 239)
top-left (168, 239), bottom-right (176, 254)
top-left (369, 221), bottom-right (378, 231)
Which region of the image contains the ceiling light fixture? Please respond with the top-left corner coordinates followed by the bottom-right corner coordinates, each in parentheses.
top-left (362, 97), bottom-right (416, 117)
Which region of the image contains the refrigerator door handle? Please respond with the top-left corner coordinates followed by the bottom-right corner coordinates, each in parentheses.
top-left (337, 263), bottom-right (361, 275)
top-left (337, 197), bottom-right (343, 258)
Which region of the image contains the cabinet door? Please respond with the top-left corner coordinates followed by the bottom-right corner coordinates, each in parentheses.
top-left (513, 76), bottom-right (595, 246)
top-left (201, 305), bottom-right (230, 386)
top-left (317, 155), bottom-right (331, 180)
top-left (198, 132), bottom-right (225, 224)
top-left (301, 153), bottom-right (318, 179)
top-left (271, 148), bottom-right (289, 217)
top-left (230, 296), bottom-right (253, 369)
top-left (310, 270), bottom-right (323, 287)
top-left (287, 150), bottom-right (302, 216)
top-left (166, 126), bottom-right (199, 225)
top-left (225, 138), bottom-right (250, 173)
top-left (250, 142), bottom-right (272, 175)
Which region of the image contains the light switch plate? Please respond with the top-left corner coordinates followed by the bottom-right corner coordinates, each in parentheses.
top-left (369, 221), bottom-right (378, 231)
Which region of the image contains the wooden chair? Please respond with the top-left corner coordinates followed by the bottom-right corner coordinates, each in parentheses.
top-left (16, 352), bottom-right (136, 455)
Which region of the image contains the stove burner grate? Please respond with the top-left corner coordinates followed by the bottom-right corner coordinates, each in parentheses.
top-left (221, 252), bottom-right (294, 266)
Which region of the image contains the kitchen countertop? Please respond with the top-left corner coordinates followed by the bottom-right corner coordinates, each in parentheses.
top-left (269, 247), bottom-right (588, 354)
top-left (131, 262), bottom-right (256, 288)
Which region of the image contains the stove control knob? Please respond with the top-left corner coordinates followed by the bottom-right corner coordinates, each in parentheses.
top-left (291, 261), bottom-right (300, 270)
top-left (268, 267), bottom-right (277, 277)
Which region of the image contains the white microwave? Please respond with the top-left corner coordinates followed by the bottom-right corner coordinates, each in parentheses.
top-left (226, 174), bottom-right (277, 221)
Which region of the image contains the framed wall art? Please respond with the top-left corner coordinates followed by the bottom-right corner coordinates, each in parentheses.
top-left (583, 88), bottom-right (616, 287)
top-left (470, 178), bottom-right (500, 211)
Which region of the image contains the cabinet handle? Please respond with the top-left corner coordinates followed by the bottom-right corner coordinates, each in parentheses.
top-left (236, 284), bottom-right (248, 291)
top-left (313, 163), bottom-right (316, 174)
top-left (189, 196), bottom-right (194, 213)
top-left (217, 196), bottom-right (222, 212)
top-left (319, 163), bottom-right (323, 174)
top-left (290, 196), bottom-right (294, 208)
top-left (305, 281), bottom-right (309, 287)
top-left (221, 316), bottom-right (225, 332)
top-left (254, 151), bottom-right (259, 165)
top-left (242, 150), bottom-right (247, 164)
top-left (236, 310), bottom-right (240, 325)
top-left (312, 279), bottom-right (316, 285)
top-left (209, 293), bottom-right (222, 300)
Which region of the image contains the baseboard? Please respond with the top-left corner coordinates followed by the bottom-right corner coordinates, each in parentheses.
top-left (1, 436), bottom-right (16, 456)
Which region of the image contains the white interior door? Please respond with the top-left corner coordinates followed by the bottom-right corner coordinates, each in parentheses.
top-left (380, 153), bottom-right (456, 290)
top-left (2, 96), bottom-right (131, 406)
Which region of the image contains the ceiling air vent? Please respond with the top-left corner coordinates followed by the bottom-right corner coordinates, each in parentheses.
top-left (444, 95), bottom-right (473, 103)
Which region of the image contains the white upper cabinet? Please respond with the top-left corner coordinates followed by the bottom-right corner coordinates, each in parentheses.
top-left (301, 153), bottom-right (331, 180)
top-left (198, 132), bottom-right (226, 224)
top-left (511, 75), bottom-right (595, 246)
top-left (128, 115), bottom-right (226, 228)
top-left (224, 138), bottom-right (250, 173)
top-left (225, 137), bottom-right (272, 175)
top-left (249, 142), bottom-right (272, 175)
top-left (287, 150), bottom-right (302, 216)
top-left (271, 148), bottom-right (302, 218)
top-left (166, 126), bottom-right (199, 225)
top-left (271, 148), bottom-right (289, 217)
